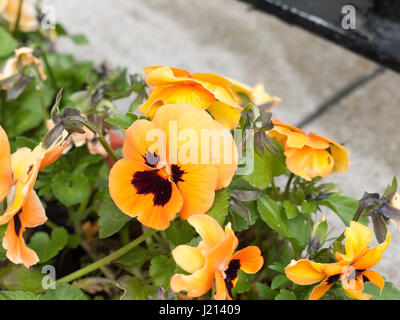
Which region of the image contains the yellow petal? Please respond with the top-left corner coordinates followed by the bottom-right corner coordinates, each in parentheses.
top-left (284, 259), bottom-right (327, 285)
top-left (336, 221), bottom-right (373, 264)
top-left (172, 245), bottom-right (205, 274)
top-left (187, 214), bottom-right (225, 248)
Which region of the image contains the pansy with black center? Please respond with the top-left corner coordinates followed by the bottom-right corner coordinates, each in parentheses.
top-left (170, 214), bottom-right (264, 300)
top-left (109, 104), bottom-right (238, 230)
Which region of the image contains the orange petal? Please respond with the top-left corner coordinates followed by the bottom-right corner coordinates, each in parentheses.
top-left (343, 286), bottom-right (372, 300)
top-left (122, 119), bottom-right (165, 163)
top-left (214, 270), bottom-right (228, 300)
top-left (362, 270), bottom-right (385, 293)
top-left (19, 190), bottom-right (47, 228)
top-left (309, 132), bottom-right (350, 173)
top-left (285, 132), bottom-right (329, 150)
top-left (187, 214), bottom-right (225, 248)
top-left (0, 125), bottom-right (12, 202)
top-left (309, 280), bottom-right (333, 300)
top-left (353, 231), bottom-right (391, 270)
top-left (284, 147), bottom-right (334, 181)
top-left (285, 259), bottom-right (327, 285)
top-left (231, 246), bottom-right (263, 274)
top-left (2, 216), bottom-right (39, 268)
top-left (109, 159), bottom-right (183, 230)
top-left (175, 163), bottom-right (218, 220)
top-left (170, 223), bottom-right (237, 298)
top-left (172, 245), bottom-right (206, 274)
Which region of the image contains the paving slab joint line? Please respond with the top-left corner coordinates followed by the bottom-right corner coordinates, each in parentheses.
top-left (296, 66), bottom-right (386, 128)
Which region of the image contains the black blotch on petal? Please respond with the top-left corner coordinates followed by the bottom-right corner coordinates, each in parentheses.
top-left (326, 273), bottom-right (341, 285)
top-left (143, 150), bottom-right (160, 168)
top-left (13, 211), bottom-right (22, 236)
top-left (224, 259), bottom-right (241, 299)
top-left (131, 170), bottom-right (172, 206)
top-left (170, 164), bottom-right (185, 183)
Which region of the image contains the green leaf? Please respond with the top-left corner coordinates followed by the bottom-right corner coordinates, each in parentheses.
top-left (71, 34), bottom-right (89, 45)
top-left (0, 27), bottom-right (17, 57)
top-left (52, 171), bottom-right (90, 206)
top-left (97, 194), bottom-right (131, 239)
top-left (117, 275), bottom-right (156, 300)
top-left (364, 281), bottom-right (400, 300)
top-left (257, 195), bottom-right (309, 251)
top-left (0, 291), bottom-right (38, 300)
top-left (255, 283), bottom-right (278, 300)
top-left (40, 283), bottom-right (88, 300)
top-left (165, 220), bottom-right (196, 246)
top-left (0, 265), bottom-right (43, 293)
top-left (116, 246), bottom-right (147, 266)
top-left (206, 189), bottom-right (230, 224)
top-left (243, 141), bottom-right (286, 189)
top-left (149, 255), bottom-right (176, 289)
top-left (283, 200), bottom-right (299, 219)
top-left (233, 271), bottom-right (254, 294)
top-left (29, 227), bottom-right (69, 263)
top-left (229, 209), bottom-right (249, 232)
top-left (319, 193), bottom-right (364, 225)
top-left (274, 289), bottom-right (297, 300)
top-left (268, 262), bottom-right (285, 273)
top-left (270, 274), bottom-right (289, 290)
top-left (105, 113), bottom-right (137, 129)
top-left (301, 200), bottom-right (317, 214)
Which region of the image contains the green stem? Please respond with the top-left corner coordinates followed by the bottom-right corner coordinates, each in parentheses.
top-left (82, 120), bottom-right (119, 163)
top-left (283, 173), bottom-right (294, 199)
top-left (270, 178), bottom-right (279, 200)
top-left (57, 229), bottom-right (157, 283)
top-left (41, 52), bottom-right (58, 90)
top-left (37, 87), bottom-right (48, 121)
top-left (45, 220), bottom-right (58, 229)
top-left (12, 0), bottom-right (23, 36)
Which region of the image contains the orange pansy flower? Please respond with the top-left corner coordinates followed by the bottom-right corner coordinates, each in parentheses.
top-left (109, 104), bottom-right (237, 230)
top-left (0, 0), bottom-right (38, 32)
top-left (285, 221), bottom-right (390, 300)
top-left (138, 66), bottom-right (280, 130)
top-left (268, 119), bottom-right (349, 180)
top-left (170, 214), bottom-right (263, 299)
top-left (0, 125), bottom-right (67, 267)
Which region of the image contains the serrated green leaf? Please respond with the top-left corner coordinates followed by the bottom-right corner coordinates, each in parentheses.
top-left (0, 291), bottom-right (38, 300)
top-left (364, 281), bottom-right (400, 300)
top-left (274, 289), bottom-right (297, 300)
top-left (206, 189), bottom-right (230, 224)
top-left (149, 255), bottom-right (176, 289)
top-left (118, 275), bottom-right (156, 300)
top-left (270, 274), bottom-right (289, 290)
top-left (29, 227), bottom-right (69, 263)
top-left (165, 219), bottom-right (196, 246)
top-left (97, 194), bottom-right (131, 239)
top-left (255, 283), bottom-right (278, 300)
top-left (40, 283), bottom-right (88, 300)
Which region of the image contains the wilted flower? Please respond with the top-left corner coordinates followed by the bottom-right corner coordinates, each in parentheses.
top-left (268, 119), bottom-right (349, 181)
top-left (170, 214), bottom-right (263, 299)
top-left (0, 47), bottom-right (46, 90)
top-left (138, 66), bottom-right (279, 130)
top-left (285, 221), bottom-right (390, 300)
